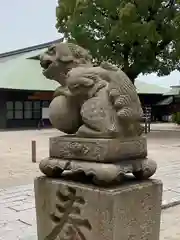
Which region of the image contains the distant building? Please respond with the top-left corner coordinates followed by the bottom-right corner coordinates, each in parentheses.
top-left (155, 85), bottom-right (180, 121)
top-left (0, 40), bottom-right (171, 129)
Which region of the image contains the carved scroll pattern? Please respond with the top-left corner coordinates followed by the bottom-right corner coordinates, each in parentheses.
top-left (45, 187), bottom-right (92, 240)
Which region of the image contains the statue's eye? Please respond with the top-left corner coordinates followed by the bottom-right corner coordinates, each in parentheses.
top-left (48, 46), bottom-right (55, 55)
top-left (71, 84), bottom-right (79, 89)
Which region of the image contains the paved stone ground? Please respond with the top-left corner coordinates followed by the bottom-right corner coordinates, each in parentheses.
top-left (0, 129), bottom-right (60, 188)
top-left (0, 185), bottom-right (36, 240)
top-left (0, 123), bottom-right (180, 239)
top-left (150, 122), bottom-right (180, 132)
top-left (1, 126), bottom-right (180, 205)
top-left (161, 205), bottom-right (180, 240)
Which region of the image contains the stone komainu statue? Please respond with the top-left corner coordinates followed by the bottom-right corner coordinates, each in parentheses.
top-left (40, 42), bottom-right (144, 138)
top-left (39, 42), bottom-right (157, 185)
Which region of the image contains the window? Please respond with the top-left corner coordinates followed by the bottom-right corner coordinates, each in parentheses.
top-left (15, 101), bottom-right (23, 110)
top-left (7, 101), bottom-right (13, 110)
top-left (15, 111), bottom-right (23, 119)
top-left (42, 101), bottom-right (50, 108)
top-left (33, 111), bottom-right (41, 119)
top-left (24, 101), bottom-right (32, 110)
top-left (33, 101), bottom-right (40, 110)
top-left (14, 101), bottom-right (23, 119)
top-left (6, 101), bottom-right (14, 119)
top-left (6, 110), bottom-right (14, 119)
top-left (33, 101), bottom-right (41, 119)
top-left (24, 101), bottom-right (32, 119)
top-left (24, 110), bottom-right (32, 119)
top-left (6, 100), bottom-right (42, 120)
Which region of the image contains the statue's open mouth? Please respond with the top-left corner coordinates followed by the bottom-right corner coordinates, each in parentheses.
top-left (40, 59), bottom-right (53, 73)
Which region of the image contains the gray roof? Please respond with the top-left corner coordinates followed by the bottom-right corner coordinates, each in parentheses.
top-left (156, 96), bottom-right (173, 106)
top-left (0, 39), bottom-right (63, 63)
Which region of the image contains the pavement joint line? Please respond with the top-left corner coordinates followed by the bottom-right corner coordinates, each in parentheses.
top-left (167, 189), bottom-right (180, 194)
top-left (162, 200), bottom-right (180, 210)
top-left (18, 219), bottom-right (32, 226)
top-left (8, 207), bottom-right (20, 212)
top-left (0, 193), bottom-right (30, 200)
top-left (0, 197), bottom-right (28, 205)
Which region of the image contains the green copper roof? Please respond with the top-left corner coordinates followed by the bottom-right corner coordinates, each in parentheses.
top-left (135, 80), bottom-right (169, 94)
top-left (0, 54), bottom-right (170, 93)
top-left (0, 56), bottom-right (58, 91)
top-left (163, 86), bottom-right (180, 96)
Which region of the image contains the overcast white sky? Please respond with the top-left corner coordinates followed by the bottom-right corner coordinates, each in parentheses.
top-left (137, 71), bottom-right (180, 88)
top-left (0, 0), bottom-right (179, 87)
top-left (0, 0), bottom-right (60, 53)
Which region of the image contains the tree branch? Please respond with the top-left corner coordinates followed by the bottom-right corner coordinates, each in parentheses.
top-left (165, 0), bottom-right (176, 8)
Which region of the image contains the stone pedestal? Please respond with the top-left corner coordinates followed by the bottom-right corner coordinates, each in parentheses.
top-left (40, 136), bottom-right (157, 185)
top-left (49, 136), bottom-right (147, 162)
top-left (34, 177), bottom-right (162, 240)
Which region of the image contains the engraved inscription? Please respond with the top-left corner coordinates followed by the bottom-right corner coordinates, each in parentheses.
top-left (68, 142), bottom-right (90, 155)
top-left (50, 137), bottom-right (147, 162)
top-left (45, 187), bottom-right (92, 240)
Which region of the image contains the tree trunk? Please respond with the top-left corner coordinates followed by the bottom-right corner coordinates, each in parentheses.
top-left (123, 69), bottom-right (138, 85)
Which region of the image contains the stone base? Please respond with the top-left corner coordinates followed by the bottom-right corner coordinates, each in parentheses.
top-left (39, 157), bottom-right (157, 185)
top-left (34, 177), bottom-right (162, 240)
top-left (50, 136), bottom-right (147, 162)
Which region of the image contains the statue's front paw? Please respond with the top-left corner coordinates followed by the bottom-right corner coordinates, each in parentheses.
top-left (53, 86), bottom-right (72, 98)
